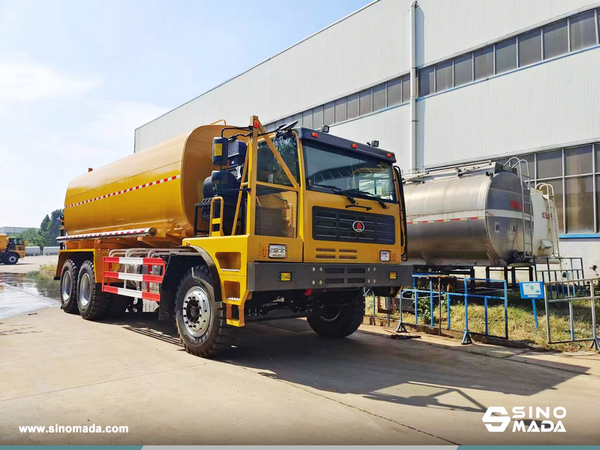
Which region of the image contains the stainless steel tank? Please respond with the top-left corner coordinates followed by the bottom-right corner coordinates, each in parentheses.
top-left (404, 162), bottom-right (532, 267)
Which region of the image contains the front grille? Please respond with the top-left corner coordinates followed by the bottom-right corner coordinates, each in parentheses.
top-left (312, 207), bottom-right (395, 245)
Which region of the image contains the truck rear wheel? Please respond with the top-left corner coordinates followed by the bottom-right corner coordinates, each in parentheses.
top-left (77, 260), bottom-right (110, 320)
top-left (308, 291), bottom-right (365, 338)
top-left (60, 259), bottom-right (79, 314)
top-left (6, 253), bottom-right (19, 265)
top-left (175, 265), bottom-right (234, 357)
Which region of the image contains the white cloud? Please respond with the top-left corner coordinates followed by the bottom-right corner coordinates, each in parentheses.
top-left (0, 54), bottom-right (101, 101)
top-left (0, 55), bottom-right (166, 226)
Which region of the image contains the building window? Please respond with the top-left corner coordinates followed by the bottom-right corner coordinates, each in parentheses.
top-left (435, 60), bottom-right (452, 92)
top-left (565, 145), bottom-right (592, 176)
top-left (373, 83), bottom-right (386, 111)
top-left (454, 53), bottom-right (472, 87)
top-left (566, 176), bottom-right (594, 233)
top-left (537, 150), bottom-right (562, 179)
top-left (313, 105), bottom-right (323, 129)
top-left (387, 78), bottom-right (401, 106)
top-left (334, 98), bottom-right (346, 123)
top-left (419, 66), bottom-right (435, 96)
top-left (474, 46), bottom-right (494, 80)
top-left (359, 89), bottom-right (372, 116)
top-left (519, 28), bottom-right (542, 67)
top-left (293, 113), bottom-right (302, 127)
top-left (543, 19), bottom-right (568, 59)
top-left (323, 102), bottom-right (334, 126)
top-left (570, 10), bottom-right (597, 51)
top-left (495, 37), bottom-right (517, 74)
top-left (347, 93), bottom-right (359, 119)
top-left (401, 75), bottom-right (410, 103)
top-left (302, 110), bottom-right (313, 129)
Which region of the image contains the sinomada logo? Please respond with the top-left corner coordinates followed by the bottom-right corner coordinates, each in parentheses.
top-left (482, 406), bottom-right (566, 433)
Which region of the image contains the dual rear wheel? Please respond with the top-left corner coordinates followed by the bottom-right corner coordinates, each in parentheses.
top-left (59, 259), bottom-right (110, 319)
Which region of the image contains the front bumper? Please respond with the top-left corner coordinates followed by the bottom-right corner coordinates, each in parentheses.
top-left (247, 262), bottom-right (413, 292)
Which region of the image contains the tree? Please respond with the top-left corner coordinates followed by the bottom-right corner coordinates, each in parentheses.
top-left (21, 228), bottom-right (41, 247)
top-left (38, 209), bottom-right (63, 250)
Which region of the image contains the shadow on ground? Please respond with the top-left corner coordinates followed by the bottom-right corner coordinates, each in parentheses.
top-left (103, 312), bottom-right (588, 415)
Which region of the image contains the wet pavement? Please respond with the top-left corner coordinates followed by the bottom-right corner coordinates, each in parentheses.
top-left (0, 273), bottom-right (60, 319)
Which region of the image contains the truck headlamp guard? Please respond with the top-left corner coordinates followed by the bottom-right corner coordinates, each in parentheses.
top-left (268, 244), bottom-right (287, 259)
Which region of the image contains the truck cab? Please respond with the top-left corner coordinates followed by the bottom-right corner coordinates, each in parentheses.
top-left (0, 235), bottom-right (26, 265)
top-left (178, 118), bottom-right (411, 354)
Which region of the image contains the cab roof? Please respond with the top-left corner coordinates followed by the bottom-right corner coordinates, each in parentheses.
top-left (295, 127), bottom-right (396, 163)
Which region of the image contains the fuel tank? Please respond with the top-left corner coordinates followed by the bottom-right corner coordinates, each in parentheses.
top-left (403, 163), bottom-right (532, 267)
top-left (64, 124), bottom-right (233, 240)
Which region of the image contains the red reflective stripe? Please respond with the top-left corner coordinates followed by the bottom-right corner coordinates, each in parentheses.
top-left (470, 217), bottom-right (479, 220)
top-left (142, 291), bottom-right (161, 302)
top-left (142, 258), bottom-right (164, 266)
top-left (103, 285), bottom-right (118, 294)
top-left (104, 257), bottom-right (120, 264)
top-left (407, 221), bottom-right (413, 225)
top-left (143, 274), bottom-right (163, 283)
top-left (104, 270), bottom-right (119, 279)
top-left (437, 219), bottom-right (445, 222)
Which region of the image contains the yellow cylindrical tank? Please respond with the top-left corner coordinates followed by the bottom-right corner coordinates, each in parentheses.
top-left (64, 124), bottom-right (235, 240)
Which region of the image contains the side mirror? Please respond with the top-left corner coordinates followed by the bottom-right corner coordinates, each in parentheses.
top-left (212, 137), bottom-right (229, 166)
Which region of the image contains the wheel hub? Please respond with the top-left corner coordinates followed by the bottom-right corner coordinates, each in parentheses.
top-left (61, 271), bottom-right (72, 302)
top-left (78, 273), bottom-right (91, 308)
top-left (182, 286), bottom-right (211, 337)
top-left (319, 305), bottom-right (343, 322)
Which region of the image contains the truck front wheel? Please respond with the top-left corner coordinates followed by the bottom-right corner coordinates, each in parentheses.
top-left (60, 259), bottom-right (79, 314)
top-left (77, 260), bottom-right (110, 320)
top-left (175, 265), bottom-right (234, 357)
top-left (308, 291), bottom-right (365, 338)
top-left (6, 253), bottom-right (19, 265)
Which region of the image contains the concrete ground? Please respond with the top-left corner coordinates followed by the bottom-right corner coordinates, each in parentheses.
top-left (0, 255), bottom-right (58, 274)
top-left (1, 300), bottom-right (599, 445)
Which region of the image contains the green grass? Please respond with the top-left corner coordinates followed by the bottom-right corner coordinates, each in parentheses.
top-left (26, 263), bottom-right (58, 281)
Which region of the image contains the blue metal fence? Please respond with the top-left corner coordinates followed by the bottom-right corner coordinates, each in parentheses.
top-left (398, 276), bottom-right (509, 344)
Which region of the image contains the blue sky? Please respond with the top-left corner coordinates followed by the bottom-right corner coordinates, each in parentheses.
top-left (0, 0), bottom-right (370, 227)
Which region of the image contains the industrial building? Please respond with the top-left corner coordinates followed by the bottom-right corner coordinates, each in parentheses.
top-left (134, 0), bottom-right (600, 268)
top-left (0, 226), bottom-right (35, 235)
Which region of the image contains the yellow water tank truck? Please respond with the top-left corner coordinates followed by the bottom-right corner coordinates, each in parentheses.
top-left (0, 234), bottom-right (26, 264)
top-left (55, 116), bottom-right (410, 356)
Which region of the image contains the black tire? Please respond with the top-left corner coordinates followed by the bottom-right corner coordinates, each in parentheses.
top-left (308, 291), bottom-right (365, 338)
top-left (6, 253), bottom-right (19, 265)
top-left (77, 260), bottom-right (110, 320)
top-left (175, 265), bottom-right (234, 357)
top-left (60, 259), bottom-right (79, 314)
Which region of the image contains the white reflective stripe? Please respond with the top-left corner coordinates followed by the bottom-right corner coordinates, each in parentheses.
top-left (487, 209), bottom-right (531, 220)
top-left (114, 272), bottom-right (145, 282)
top-left (117, 257), bottom-right (150, 265)
top-left (65, 174), bottom-right (181, 209)
top-left (113, 287), bottom-right (144, 299)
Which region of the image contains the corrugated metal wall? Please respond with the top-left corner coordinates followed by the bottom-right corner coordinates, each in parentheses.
top-left (135, 0), bottom-right (600, 158)
top-left (418, 48), bottom-right (600, 167)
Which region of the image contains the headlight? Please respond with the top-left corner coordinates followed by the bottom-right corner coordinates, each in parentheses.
top-left (379, 250), bottom-right (391, 262)
top-left (269, 244), bottom-right (287, 259)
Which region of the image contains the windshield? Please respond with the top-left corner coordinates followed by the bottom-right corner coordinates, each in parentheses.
top-left (303, 141), bottom-right (396, 202)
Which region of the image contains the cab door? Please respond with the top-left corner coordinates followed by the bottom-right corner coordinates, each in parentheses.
top-left (246, 121), bottom-right (303, 262)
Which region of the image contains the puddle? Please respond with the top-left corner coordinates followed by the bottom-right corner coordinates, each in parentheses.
top-left (0, 273), bottom-right (60, 319)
